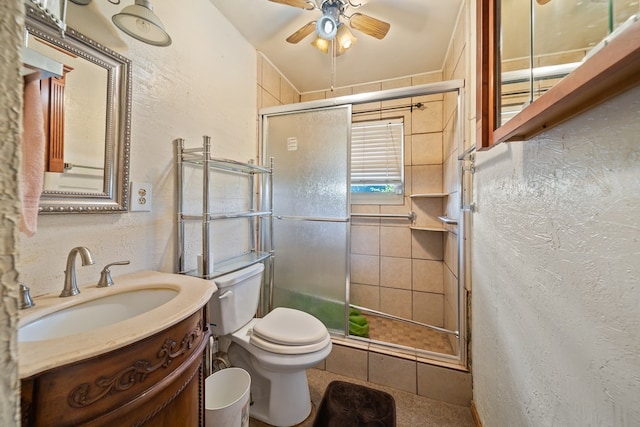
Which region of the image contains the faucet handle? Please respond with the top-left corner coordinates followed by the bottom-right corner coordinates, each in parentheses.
top-left (19, 283), bottom-right (35, 309)
top-left (97, 261), bottom-right (131, 288)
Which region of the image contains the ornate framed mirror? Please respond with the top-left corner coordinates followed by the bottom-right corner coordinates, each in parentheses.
top-left (25, 5), bottom-right (132, 213)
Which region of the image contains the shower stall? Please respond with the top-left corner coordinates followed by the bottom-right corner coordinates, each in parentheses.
top-left (259, 80), bottom-right (469, 367)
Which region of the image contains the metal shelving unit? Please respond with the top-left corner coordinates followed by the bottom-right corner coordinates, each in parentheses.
top-left (175, 136), bottom-right (273, 280)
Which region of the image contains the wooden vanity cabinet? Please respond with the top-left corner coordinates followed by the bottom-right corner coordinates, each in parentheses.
top-left (21, 308), bottom-right (211, 427)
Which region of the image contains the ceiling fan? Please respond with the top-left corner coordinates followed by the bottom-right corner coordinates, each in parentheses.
top-left (268, 0), bottom-right (391, 56)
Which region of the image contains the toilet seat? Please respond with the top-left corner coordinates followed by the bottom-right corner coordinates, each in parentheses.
top-left (249, 307), bottom-right (330, 355)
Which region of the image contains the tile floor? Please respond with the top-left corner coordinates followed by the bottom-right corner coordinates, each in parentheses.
top-left (249, 368), bottom-right (474, 427)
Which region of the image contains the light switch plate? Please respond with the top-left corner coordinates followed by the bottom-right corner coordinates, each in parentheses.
top-left (130, 182), bottom-right (152, 212)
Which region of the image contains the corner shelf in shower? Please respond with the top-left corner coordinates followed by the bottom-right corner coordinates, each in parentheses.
top-left (175, 136), bottom-right (273, 281)
top-left (409, 193), bottom-right (451, 231)
top-left (409, 193), bottom-right (449, 198)
top-left (409, 226), bottom-right (447, 232)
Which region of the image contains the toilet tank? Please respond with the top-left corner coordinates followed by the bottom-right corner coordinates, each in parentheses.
top-left (209, 263), bottom-right (265, 336)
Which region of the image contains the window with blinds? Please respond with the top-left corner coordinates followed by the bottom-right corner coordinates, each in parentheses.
top-left (351, 118), bottom-right (404, 205)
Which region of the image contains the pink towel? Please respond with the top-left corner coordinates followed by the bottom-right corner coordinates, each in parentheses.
top-left (20, 74), bottom-right (45, 236)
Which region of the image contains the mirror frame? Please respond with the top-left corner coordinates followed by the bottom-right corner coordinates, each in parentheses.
top-left (477, 0), bottom-right (640, 150)
top-left (26, 5), bottom-right (132, 213)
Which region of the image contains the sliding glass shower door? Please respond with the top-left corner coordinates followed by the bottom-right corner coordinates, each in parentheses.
top-left (262, 106), bottom-right (351, 334)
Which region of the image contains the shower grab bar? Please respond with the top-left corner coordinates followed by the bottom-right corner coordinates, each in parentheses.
top-left (437, 216), bottom-right (458, 225)
top-left (351, 304), bottom-right (459, 338)
top-left (351, 211), bottom-right (416, 221)
top-left (275, 215), bottom-right (349, 222)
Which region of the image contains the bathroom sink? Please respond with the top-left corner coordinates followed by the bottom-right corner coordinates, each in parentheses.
top-left (19, 270), bottom-right (217, 379)
top-left (19, 288), bottom-right (179, 342)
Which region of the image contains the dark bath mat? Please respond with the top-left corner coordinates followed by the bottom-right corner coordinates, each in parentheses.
top-left (313, 380), bottom-right (396, 427)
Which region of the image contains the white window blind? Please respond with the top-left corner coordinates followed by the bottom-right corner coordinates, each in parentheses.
top-left (351, 118), bottom-right (404, 191)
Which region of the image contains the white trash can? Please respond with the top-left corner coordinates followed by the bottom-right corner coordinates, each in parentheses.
top-left (205, 367), bottom-right (251, 427)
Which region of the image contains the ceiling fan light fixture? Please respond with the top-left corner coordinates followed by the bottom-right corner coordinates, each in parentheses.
top-left (112, 0), bottom-right (172, 47)
top-left (335, 23), bottom-right (356, 55)
top-left (316, 14), bottom-right (338, 40)
top-left (311, 36), bottom-right (330, 54)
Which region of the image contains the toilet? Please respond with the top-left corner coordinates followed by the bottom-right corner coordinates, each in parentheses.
top-left (210, 263), bottom-right (332, 427)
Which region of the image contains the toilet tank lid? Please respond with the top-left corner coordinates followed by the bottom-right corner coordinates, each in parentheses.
top-left (214, 263), bottom-right (264, 288)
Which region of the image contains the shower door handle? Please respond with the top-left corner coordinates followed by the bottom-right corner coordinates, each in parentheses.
top-left (275, 215), bottom-right (349, 222)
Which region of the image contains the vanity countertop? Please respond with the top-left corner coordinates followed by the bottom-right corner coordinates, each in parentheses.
top-left (19, 270), bottom-right (216, 379)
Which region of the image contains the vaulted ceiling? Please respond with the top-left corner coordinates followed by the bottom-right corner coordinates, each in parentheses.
top-left (209, 0), bottom-right (464, 93)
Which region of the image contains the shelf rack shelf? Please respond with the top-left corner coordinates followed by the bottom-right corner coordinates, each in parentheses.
top-left (175, 136), bottom-right (273, 280)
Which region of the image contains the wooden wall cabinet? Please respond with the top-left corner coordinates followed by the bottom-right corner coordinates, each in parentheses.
top-left (477, 0), bottom-right (640, 149)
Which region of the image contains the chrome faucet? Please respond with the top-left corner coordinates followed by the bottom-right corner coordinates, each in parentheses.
top-left (60, 246), bottom-right (94, 297)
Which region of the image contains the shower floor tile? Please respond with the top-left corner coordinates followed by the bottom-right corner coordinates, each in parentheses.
top-left (365, 313), bottom-right (455, 355)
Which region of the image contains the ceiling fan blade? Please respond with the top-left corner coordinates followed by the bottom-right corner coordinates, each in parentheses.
top-left (268, 0), bottom-right (316, 10)
top-left (286, 21), bottom-right (317, 44)
top-left (349, 13), bottom-right (390, 40)
top-left (536, 0), bottom-right (552, 4)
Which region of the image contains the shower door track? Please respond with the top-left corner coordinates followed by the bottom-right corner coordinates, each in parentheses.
top-left (350, 304), bottom-right (459, 338)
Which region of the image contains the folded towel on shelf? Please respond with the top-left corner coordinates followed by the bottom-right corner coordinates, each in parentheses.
top-left (19, 73), bottom-right (45, 236)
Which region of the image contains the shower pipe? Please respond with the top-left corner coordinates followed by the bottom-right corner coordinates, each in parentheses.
top-left (352, 101), bottom-right (427, 116)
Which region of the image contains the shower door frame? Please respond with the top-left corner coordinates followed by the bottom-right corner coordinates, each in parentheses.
top-left (260, 105), bottom-right (352, 335)
top-left (259, 79), bottom-right (468, 368)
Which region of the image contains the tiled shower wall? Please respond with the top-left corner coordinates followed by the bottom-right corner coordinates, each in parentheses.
top-left (258, 51), bottom-right (461, 335)
top-left (259, 53), bottom-right (454, 332)
top-left (257, 53), bottom-right (300, 110)
top-left (301, 74), bottom-right (452, 331)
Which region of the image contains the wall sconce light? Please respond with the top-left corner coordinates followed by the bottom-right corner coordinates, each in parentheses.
top-left (112, 0), bottom-right (172, 46)
top-left (70, 0), bottom-right (171, 46)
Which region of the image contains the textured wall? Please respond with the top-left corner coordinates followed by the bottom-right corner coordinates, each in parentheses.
top-left (472, 85), bottom-right (640, 425)
top-left (17, 0), bottom-right (258, 297)
top-left (0, 0), bottom-right (23, 424)
top-left (0, 0), bottom-right (23, 426)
